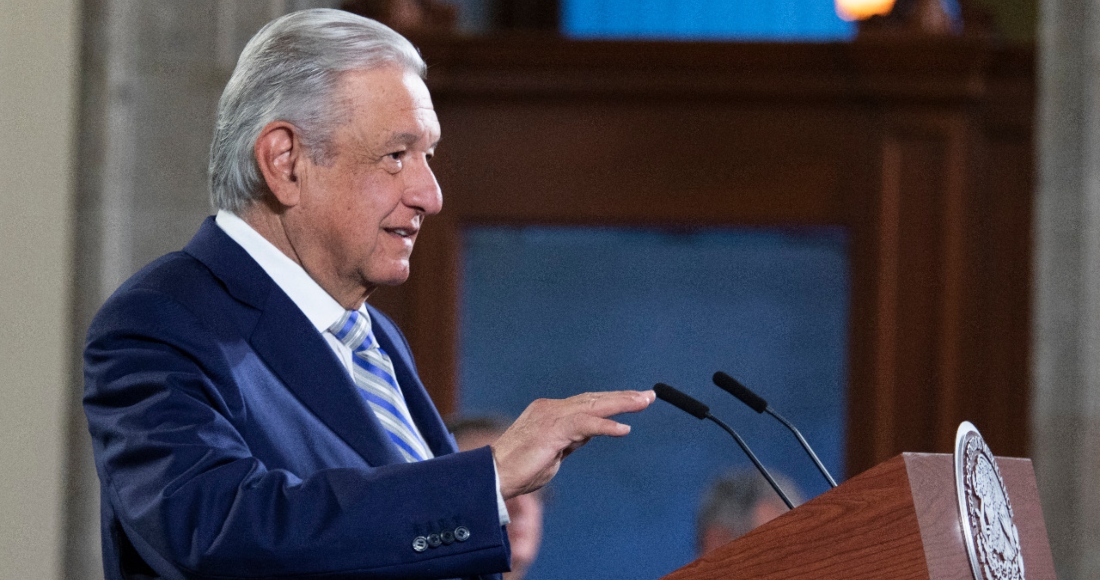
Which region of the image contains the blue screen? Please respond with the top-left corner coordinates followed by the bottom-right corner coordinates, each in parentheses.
top-left (459, 226), bottom-right (850, 579)
top-left (561, 0), bottom-right (856, 41)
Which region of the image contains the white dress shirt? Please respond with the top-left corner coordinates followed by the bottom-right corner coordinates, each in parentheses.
top-left (215, 210), bottom-right (509, 525)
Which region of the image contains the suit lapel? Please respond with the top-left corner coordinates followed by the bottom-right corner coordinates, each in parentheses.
top-left (250, 290), bottom-right (406, 466)
top-left (184, 217), bottom-right (405, 466)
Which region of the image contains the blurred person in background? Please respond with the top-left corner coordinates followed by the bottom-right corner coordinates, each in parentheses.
top-left (450, 416), bottom-right (545, 580)
top-left (696, 468), bottom-right (803, 555)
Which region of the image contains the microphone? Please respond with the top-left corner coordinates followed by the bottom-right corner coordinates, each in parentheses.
top-left (654, 383), bottom-right (794, 509)
top-left (712, 372), bottom-right (838, 488)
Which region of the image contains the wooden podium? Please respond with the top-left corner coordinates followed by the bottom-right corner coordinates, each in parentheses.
top-left (662, 453), bottom-right (1055, 579)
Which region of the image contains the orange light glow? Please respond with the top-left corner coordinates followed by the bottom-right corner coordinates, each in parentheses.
top-left (835, 0), bottom-right (896, 21)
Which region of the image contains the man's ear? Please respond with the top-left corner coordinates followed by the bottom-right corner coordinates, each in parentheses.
top-left (254, 121), bottom-right (304, 208)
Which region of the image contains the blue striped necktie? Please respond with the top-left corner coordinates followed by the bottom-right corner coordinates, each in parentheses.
top-left (329, 310), bottom-right (433, 462)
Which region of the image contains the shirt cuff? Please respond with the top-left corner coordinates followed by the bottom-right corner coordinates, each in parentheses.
top-left (492, 453), bottom-right (511, 526)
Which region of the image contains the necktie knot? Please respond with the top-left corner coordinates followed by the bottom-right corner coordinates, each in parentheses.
top-left (329, 310), bottom-right (376, 353)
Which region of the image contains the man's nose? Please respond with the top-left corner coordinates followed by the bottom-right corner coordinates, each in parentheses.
top-left (405, 159), bottom-right (442, 216)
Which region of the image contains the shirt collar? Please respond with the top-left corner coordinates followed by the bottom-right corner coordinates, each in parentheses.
top-left (215, 209), bottom-right (353, 333)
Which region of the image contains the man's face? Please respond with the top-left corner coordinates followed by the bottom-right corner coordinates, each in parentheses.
top-left (284, 65), bottom-right (442, 307)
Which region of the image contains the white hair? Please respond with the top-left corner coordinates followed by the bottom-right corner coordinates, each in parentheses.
top-left (209, 8), bottom-right (426, 212)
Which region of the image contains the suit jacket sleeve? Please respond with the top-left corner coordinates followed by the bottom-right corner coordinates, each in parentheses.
top-left (84, 272), bottom-right (509, 580)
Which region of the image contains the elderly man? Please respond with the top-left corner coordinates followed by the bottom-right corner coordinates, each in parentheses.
top-left (82, 9), bottom-right (653, 580)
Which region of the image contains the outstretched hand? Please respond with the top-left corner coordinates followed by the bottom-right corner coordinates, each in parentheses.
top-left (490, 390), bottom-right (655, 499)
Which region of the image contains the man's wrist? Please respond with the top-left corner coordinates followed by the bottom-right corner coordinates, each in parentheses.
top-left (490, 448), bottom-right (511, 526)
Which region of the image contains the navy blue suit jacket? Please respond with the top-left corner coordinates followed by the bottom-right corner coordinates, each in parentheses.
top-left (84, 218), bottom-right (509, 579)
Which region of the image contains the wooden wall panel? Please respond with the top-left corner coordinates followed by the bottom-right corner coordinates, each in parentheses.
top-left (369, 35), bottom-right (1035, 477)
top-left (865, 116), bottom-right (969, 464)
top-left (957, 131), bottom-right (1034, 456)
top-left (432, 101), bottom-right (855, 225)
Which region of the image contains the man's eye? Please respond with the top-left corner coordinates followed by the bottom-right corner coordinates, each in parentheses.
top-left (385, 152), bottom-right (404, 172)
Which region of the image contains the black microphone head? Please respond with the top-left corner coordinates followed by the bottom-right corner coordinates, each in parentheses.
top-left (653, 383), bottom-right (710, 420)
top-left (713, 372), bottom-right (768, 414)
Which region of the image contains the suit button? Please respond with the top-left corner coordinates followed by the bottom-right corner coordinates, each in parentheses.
top-left (427, 533), bottom-right (442, 548)
top-left (454, 526), bottom-right (470, 542)
top-left (440, 529), bottom-right (455, 545)
top-left (412, 536), bottom-right (429, 552)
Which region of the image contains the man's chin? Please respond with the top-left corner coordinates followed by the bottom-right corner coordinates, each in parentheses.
top-left (367, 265), bottom-right (412, 288)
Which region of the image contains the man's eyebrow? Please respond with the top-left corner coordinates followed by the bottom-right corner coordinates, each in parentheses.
top-left (385, 132), bottom-right (419, 146)
top-left (383, 132), bottom-right (441, 150)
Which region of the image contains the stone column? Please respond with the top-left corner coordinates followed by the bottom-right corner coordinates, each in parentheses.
top-left (1, 1), bottom-right (80, 578)
top-left (1034, 0), bottom-right (1100, 577)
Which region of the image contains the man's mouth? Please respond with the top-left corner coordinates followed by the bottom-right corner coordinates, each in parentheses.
top-left (385, 226), bottom-right (418, 238)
